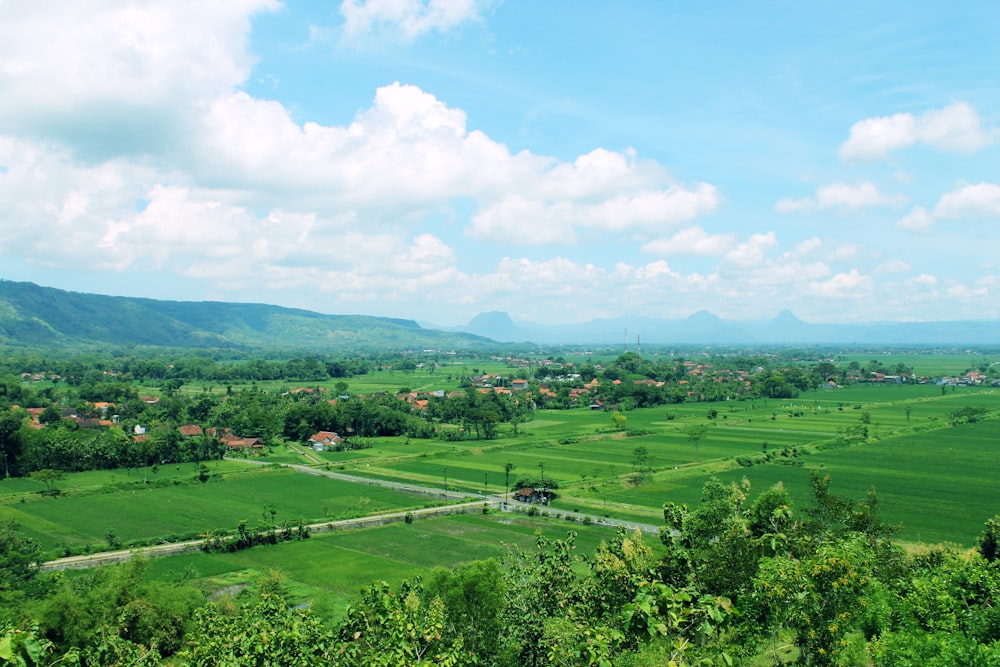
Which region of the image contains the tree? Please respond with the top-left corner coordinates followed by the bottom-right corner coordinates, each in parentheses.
top-left (29, 469), bottom-right (64, 496)
top-left (337, 579), bottom-right (471, 666)
top-left (182, 576), bottom-right (331, 666)
top-left (503, 463), bottom-right (514, 505)
top-left (0, 520), bottom-right (42, 593)
top-left (0, 412), bottom-right (23, 478)
top-left (631, 446), bottom-right (649, 473)
top-left (755, 536), bottom-right (876, 666)
top-left (684, 425), bottom-right (708, 460)
top-left (423, 559), bottom-right (505, 659)
top-left (611, 411), bottom-right (627, 432)
top-left (979, 515), bottom-right (1000, 563)
top-left (38, 405), bottom-right (62, 426)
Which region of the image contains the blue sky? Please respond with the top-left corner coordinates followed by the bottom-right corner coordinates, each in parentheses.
top-left (0, 1), bottom-right (997, 326)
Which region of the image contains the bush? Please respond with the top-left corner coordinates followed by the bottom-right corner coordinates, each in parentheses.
top-left (735, 456), bottom-right (754, 468)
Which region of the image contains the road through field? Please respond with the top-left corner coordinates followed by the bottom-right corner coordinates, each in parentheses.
top-left (41, 457), bottom-right (660, 572)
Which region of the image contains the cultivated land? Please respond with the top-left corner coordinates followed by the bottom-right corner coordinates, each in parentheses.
top-left (3, 352), bottom-right (999, 612)
top-left (294, 383), bottom-right (999, 545)
top-left (7, 386), bottom-right (994, 549)
top-left (140, 512), bottom-right (616, 621)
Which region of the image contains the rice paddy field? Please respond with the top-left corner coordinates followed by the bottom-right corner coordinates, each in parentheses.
top-left (140, 512), bottom-right (616, 621)
top-left (318, 383), bottom-right (1000, 545)
top-left (0, 466), bottom-right (435, 552)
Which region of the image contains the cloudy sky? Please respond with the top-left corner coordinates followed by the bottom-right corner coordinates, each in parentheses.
top-left (1, 1), bottom-right (998, 326)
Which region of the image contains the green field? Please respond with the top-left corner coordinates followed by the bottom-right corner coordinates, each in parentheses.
top-left (0, 460), bottom-right (261, 497)
top-left (0, 467), bottom-right (436, 552)
top-left (640, 419), bottom-right (1000, 546)
top-left (142, 512), bottom-right (620, 620)
top-left (290, 384), bottom-right (1000, 544)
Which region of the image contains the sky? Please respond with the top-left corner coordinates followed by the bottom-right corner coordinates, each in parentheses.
top-left (0, 1), bottom-right (998, 327)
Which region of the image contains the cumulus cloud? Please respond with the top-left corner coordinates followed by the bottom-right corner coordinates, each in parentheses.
top-left (466, 179), bottom-right (718, 245)
top-left (0, 0), bottom-right (278, 157)
top-left (776, 182), bottom-right (907, 212)
top-left (721, 232), bottom-right (778, 268)
top-left (839, 102), bottom-right (997, 162)
top-left (897, 182), bottom-right (1000, 231)
top-left (876, 259), bottom-right (911, 274)
top-left (340, 0), bottom-right (491, 41)
top-left (809, 269), bottom-right (870, 298)
top-left (641, 226), bottom-right (736, 256)
top-left (896, 206), bottom-right (934, 231)
top-left (933, 182), bottom-right (1000, 219)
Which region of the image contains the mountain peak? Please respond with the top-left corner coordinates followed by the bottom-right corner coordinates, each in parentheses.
top-left (467, 311), bottom-right (515, 328)
top-left (464, 311), bottom-right (523, 342)
top-left (687, 309), bottom-right (722, 324)
top-left (774, 309), bottom-right (803, 324)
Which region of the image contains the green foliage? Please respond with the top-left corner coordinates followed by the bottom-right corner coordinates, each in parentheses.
top-left (0, 522), bottom-right (41, 594)
top-left (183, 576), bottom-right (333, 666)
top-left (338, 583), bottom-right (470, 666)
top-left (37, 559), bottom-right (202, 658)
top-left (0, 625), bottom-right (76, 667)
top-left (423, 559), bottom-right (505, 658)
top-left (980, 515), bottom-right (1000, 563)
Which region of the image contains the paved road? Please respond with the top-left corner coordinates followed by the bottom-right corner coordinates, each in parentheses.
top-left (41, 458), bottom-right (659, 572)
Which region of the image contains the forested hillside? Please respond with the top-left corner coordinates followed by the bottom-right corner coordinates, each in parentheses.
top-left (0, 280), bottom-right (491, 352)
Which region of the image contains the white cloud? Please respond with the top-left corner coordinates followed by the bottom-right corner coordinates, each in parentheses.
top-left (340, 0), bottom-right (490, 41)
top-left (839, 102), bottom-right (997, 162)
top-left (776, 182), bottom-right (906, 212)
top-left (839, 113), bottom-right (916, 162)
top-left (948, 283), bottom-right (989, 300)
top-left (641, 226), bottom-right (736, 256)
top-left (809, 269), bottom-right (870, 298)
top-left (916, 103), bottom-right (996, 153)
top-left (792, 237), bottom-right (823, 256)
top-left (721, 232), bottom-right (777, 268)
top-left (0, 0), bottom-right (278, 156)
top-left (876, 259), bottom-right (911, 274)
top-left (897, 206), bottom-right (934, 231)
top-left (466, 197), bottom-right (576, 245)
top-left (897, 182), bottom-right (1000, 231)
top-left (909, 273), bottom-right (938, 286)
top-left (933, 182), bottom-right (1000, 219)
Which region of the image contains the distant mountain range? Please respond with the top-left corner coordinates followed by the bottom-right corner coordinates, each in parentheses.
top-left (1, 280), bottom-right (996, 351)
top-left (0, 280), bottom-right (489, 352)
top-left (439, 309), bottom-right (1000, 346)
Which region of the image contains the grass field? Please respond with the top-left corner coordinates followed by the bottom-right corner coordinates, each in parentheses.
top-left (141, 511), bottom-right (623, 621)
top-left (296, 384), bottom-right (1000, 544)
top-left (0, 460), bottom-right (260, 497)
top-left (588, 418), bottom-right (1000, 546)
top-left (0, 467), bottom-right (437, 552)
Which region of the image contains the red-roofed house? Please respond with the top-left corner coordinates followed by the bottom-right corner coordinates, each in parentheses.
top-left (309, 431), bottom-right (343, 451)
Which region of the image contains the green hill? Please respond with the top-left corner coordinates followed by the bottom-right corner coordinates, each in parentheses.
top-left (0, 280), bottom-right (491, 352)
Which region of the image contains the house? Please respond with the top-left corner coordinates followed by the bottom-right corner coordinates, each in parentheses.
top-left (515, 487), bottom-right (536, 503)
top-left (511, 379), bottom-right (529, 392)
top-left (179, 424), bottom-right (203, 437)
top-left (221, 435), bottom-right (264, 450)
top-left (308, 431), bottom-right (343, 451)
top-left (514, 487), bottom-right (551, 504)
